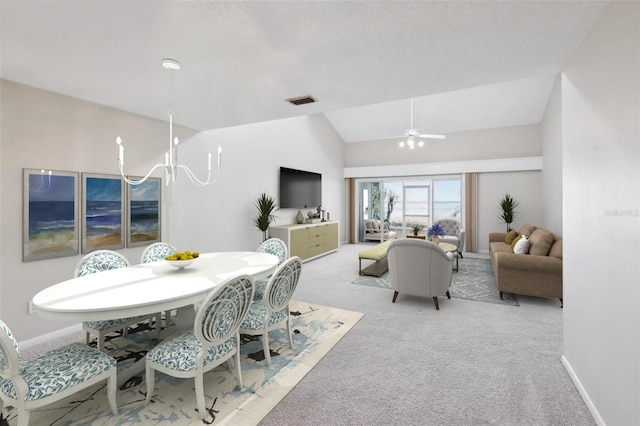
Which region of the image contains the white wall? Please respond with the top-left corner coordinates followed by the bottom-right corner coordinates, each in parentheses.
top-left (541, 76), bottom-right (563, 234)
top-left (0, 80), bottom-right (199, 340)
top-left (561, 3), bottom-right (639, 425)
top-left (0, 80), bottom-right (342, 343)
top-left (344, 123), bottom-right (550, 250)
top-left (345, 124), bottom-right (542, 167)
top-left (165, 114), bottom-right (346, 253)
top-left (476, 171), bottom-right (542, 251)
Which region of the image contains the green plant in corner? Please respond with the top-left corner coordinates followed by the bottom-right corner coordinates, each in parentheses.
top-left (499, 193), bottom-right (519, 232)
top-left (253, 193), bottom-right (278, 242)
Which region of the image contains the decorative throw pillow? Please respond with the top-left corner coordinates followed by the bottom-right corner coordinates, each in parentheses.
top-left (513, 234), bottom-right (530, 254)
top-left (549, 239), bottom-right (563, 259)
top-left (518, 224), bottom-right (537, 238)
top-left (528, 229), bottom-right (554, 256)
top-left (505, 230), bottom-right (519, 245)
top-left (510, 234), bottom-right (523, 252)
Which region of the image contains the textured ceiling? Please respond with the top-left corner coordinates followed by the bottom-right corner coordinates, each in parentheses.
top-left (0, 1), bottom-right (609, 141)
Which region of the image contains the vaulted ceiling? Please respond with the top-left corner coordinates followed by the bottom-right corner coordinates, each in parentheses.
top-left (0, 1), bottom-right (609, 143)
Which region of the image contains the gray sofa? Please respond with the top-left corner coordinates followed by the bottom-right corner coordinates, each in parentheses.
top-left (489, 224), bottom-right (563, 305)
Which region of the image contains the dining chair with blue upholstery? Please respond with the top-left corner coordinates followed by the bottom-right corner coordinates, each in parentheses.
top-left (145, 274), bottom-right (254, 422)
top-left (0, 320), bottom-right (117, 425)
top-left (140, 242), bottom-right (177, 264)
top-left (254, 238), bottom-right (288, 300)
top-left (240, 256), bottom-right (302, 366)
top-left (75, 249), bottom-right (160, 352)
top-left (140, 242), bottom-right (178, 328)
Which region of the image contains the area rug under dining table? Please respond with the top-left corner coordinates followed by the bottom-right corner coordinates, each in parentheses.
top-left (3, 301), bottom-right (363, 425)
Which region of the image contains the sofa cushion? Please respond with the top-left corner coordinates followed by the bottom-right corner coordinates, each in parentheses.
top-left (549, 239), bottom-right (563, 260)
top-left (505, 230), bottom-right (519, 244)
top-left (371, 220), bottom-right (379, 230)
top-left (510, 234), bottom-right (522, 251)
top-left (529, 228), bottom-right (554, 256)
top-left (518, 224), bottom-right (537, 238)
top-left (513, 235), bottom-right (530, 254)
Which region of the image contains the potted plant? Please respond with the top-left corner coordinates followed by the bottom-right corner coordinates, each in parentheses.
top-left (499, 193), bottom-right (519, 232)
top-left (427, 223), bottom-right (445, 243)
top-left (412, 224), bottom-right (424, 236)
top-left (252, 193), bottom-right (278, 241)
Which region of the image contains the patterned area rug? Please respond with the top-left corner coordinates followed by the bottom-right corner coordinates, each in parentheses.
top-left (352, 257), bottom-right (519, 306)
top-left (1, 301), bottom-right (363, 425)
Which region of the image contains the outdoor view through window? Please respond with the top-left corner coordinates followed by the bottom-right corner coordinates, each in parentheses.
top-left (360, 178), bottom-right (461, 236)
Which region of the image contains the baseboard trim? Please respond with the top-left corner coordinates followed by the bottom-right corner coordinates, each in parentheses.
top-left (19, 323), bottom-right (83, 350)
top-left (561, 354), bottom-right (604, 426)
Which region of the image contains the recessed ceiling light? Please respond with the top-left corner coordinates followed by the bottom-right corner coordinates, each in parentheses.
top-left (162, 58), bottom-right (181, 70)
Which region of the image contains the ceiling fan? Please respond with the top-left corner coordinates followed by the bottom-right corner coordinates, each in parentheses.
top-left (383, 98), bottom-right (446, 149)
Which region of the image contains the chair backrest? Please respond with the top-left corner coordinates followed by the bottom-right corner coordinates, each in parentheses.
top-left (257, 238), bottom-right (288, 265)
top-left (387, 239), bottom-right (452, 298)
top-left (74, 250), bottom-right (130, 277)
top-left (264, 256), bottom-right (302, 312)
top-left (0, 320), bottom-right (22, 383)
top-left (141, 242), bottom-right (177, 263)
top-left (194, 274), bottom-right (254, 348)
top-left (435, 218), bottom-right (463, 237)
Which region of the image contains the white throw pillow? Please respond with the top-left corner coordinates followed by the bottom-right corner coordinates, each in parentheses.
top-left (513, 234), bottom-right (530, 254)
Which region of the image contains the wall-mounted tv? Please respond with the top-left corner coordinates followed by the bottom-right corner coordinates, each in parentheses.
top-left (279, 167), bottom-right (322, 209)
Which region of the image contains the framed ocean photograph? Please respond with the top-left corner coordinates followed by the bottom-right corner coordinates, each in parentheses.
top-left (23, 169), bottom-right (80, 261)
top-left (127, 177), bottom-right (161, 247)
top-left (82, 173), bottom-right (125, 253)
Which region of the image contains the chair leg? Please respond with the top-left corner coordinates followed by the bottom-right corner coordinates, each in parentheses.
top-left (17, 408), bottom-right (29, 426)
top-left (145, 366), bottom-right (155, 405)
top-left (98, 332), bottom-right (105, 352)
top-left (499, 291), bottom-right (503, 300)
top-left (287, 317), bottom-right (294, 349)
top-left (107, 369), bottom-right (118, 415)
top-left (195, 372), bottom-right (207, 421)
top-left (433, 297), bottom-right (440, 310)
top-left (263, 329), bottom-right (272, 366)
top-left (446, 290), bottom-right (451, 299)
top-left (392, 291), bottom-right (399, 303)
top-left (459, 252), bottom-right (463, 258)
top-left (235, 350), bottom-right (244, 389)
top-left (85, 331), bottom-right (91, 346)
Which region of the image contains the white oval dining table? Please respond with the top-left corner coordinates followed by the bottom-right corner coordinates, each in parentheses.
top-left (33, 251), bottom-right (279, 322)
top-left (32, 251), bottom-right (279, 386)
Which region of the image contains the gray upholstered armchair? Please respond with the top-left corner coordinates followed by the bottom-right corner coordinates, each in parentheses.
top-left (387, 239), bottom-right (453, 310)
top-left (435, 218), bottom-right (465, 258)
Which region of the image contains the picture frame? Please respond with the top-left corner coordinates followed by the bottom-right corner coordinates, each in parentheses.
top-left (126, 177), bottom-right (162, 247)
top-left (23, 169), bottom-right (80, 261)
top-left (81, 173), bottom-right (125, 253)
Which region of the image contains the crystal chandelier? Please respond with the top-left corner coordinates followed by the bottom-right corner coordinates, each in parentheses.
top-left (116, 58), bottom-right (221, 186)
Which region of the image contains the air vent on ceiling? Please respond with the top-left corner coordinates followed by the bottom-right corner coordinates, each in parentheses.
top-left (286, 95), bottom-right (317, 106)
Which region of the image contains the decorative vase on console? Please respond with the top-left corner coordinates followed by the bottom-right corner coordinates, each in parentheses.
top-left (296, 210), bottom-right (304, 224)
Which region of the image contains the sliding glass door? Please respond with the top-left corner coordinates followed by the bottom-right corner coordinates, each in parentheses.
top-left (356, 176), bottom-right (462, 243)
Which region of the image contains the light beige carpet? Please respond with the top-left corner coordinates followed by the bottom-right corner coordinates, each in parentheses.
top-left (3, 301), bottom-right (363, 425)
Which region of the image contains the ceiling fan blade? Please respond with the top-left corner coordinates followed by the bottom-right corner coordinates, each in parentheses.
top-left (418, 134), bottom-right (447, 139)
top-left (378, 135), bottom-right (406, 140)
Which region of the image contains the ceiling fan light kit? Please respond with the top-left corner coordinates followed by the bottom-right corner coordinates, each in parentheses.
top-left (395, 98), bottom-right (446, 149)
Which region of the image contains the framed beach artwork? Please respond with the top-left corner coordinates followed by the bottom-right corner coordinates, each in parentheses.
top-left (126, 177), bottom-right (161, 247)
top-left (23, 169), bottom-right (80, 261)
top-left (81, 173), bottom-right (125, 253)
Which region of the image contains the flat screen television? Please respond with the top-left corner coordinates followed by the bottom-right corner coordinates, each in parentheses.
top-left (279, 167), bottom-right (322, 209)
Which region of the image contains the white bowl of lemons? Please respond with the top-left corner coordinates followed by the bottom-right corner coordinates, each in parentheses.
top-left (165, 251), bottom-right (200, 269)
